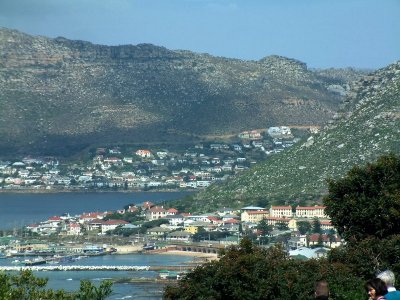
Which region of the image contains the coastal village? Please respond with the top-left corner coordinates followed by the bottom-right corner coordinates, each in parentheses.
top-left (0, 125), bottom-right (336, 265)
top-left (0, 126), bottom-right (316, 192)
top-left (0, 198), bottom-right (341, 265)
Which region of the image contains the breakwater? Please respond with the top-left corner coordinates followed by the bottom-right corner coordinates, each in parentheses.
top-left (0, 265), bottom-right (197, 272)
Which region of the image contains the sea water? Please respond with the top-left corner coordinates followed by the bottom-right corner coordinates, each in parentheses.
top-left (0, 253), bottom-right (195, 299)
top-left (0, 191), bottom-right (194, 299)
top-left (0, 191), bottom-right (191, 229)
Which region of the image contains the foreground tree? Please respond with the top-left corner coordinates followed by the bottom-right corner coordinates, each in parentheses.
top-left (324, 154), bottom-right (400, 241)
top-left (324, 154), bottom-right (400, 282)
top-left (164, 238), bottom-right (364, 300)
top-left (0, 270), bottom-right (112, 300)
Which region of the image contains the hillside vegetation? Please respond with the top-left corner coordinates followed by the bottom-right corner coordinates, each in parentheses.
top-left (176, 62), bottom-right (400, 212)
top-left (0, 28), bottom-right (364, 156)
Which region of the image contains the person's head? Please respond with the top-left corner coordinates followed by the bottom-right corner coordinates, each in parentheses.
top-left (366, 278), bottom-right (388, 299)
top-left (377, 270), bottom-right (396, 288)
top-left (315, 280), bottom-right (329, 298)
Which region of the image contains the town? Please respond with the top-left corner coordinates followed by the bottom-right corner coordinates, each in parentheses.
top-left (0, 126), bottom-right (317, 192)
top-left (1, 199), bottom-right (340, 262)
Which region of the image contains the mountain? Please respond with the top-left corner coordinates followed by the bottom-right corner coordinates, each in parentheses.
top-left (0, 28), bottom-right (365, 156)
top-left (175, 62), bottom-right (400, 212)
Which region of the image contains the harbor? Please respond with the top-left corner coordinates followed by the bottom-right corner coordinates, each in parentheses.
top-left (0, 264), bottom-right (197, 272)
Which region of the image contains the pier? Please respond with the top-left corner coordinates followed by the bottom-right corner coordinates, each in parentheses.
top-left (0, 265), bottom-right (198, 272)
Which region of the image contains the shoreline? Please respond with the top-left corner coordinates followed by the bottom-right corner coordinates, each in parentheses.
top-left (112, 245), bottom-right (218, 261)
top-left (0, 189), bottom-right (194, 194)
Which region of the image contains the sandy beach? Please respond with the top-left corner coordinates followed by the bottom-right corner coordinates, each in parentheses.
top-left (160, 250), bottom-right (219, 261)
top-left (112, 245), bottom-right (219, 261)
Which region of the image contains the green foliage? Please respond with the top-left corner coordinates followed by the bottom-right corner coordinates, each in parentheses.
top-left (139, 218), bottom-right (169, 234)
top-left (164, 239), bottom-right (365, 300)
top-left (103, 211), bottom-right (144, 223)
top-left (328, 235), bottom-right (400, 280)
top-left (312, 218), bottom-right (322, 234)
top-left (297, 221), bottom-right (311, 235)
top-left (257, 219), bottom-right (272, 236)
top-left (275, 222), bottom-right (289, 231)
top-left (324, 155), bottom-right (400, 287)
top-left (0, 270), bottom-right (112, 300)
top-left (324, 154), bottom-right (400, 241)
top-left (77, 279), bottom-right (113, 300)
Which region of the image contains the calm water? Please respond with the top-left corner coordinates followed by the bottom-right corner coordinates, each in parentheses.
top-left (0, 253), bottom-right (195, 299)
top-left (0, 191), bottom-right (195, 299)
top-left (0, 191), bottom-right (191, 229)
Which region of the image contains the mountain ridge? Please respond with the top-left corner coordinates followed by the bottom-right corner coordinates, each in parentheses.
top-left (0, 28), bottom-right (366, 156)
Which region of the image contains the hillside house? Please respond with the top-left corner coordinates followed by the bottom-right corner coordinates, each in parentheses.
top-left (268, 126), bottom-right (292, 137)
top-left (265, 217), bottom-right (296, 229)
top-left (166, 231), bottom-right (193, 242)
top-left (270, 206), bottom-right (293, 218)
top-left (295, 205), bottom-right (327, 218)
top-left (165, 214), bottom-right (185, 226)
top-left (67, 223), bottom-right (82, 236)
top-left (101, 220), bottom-right (129, 234)
top-left (308, 234), bottom-right (342, 248)
top-left (135, 150), bottom-right (152, 158)
top-left (146, 206), bottom-right (168, 221)
top-left (241, 210), bottom-right (270, 223)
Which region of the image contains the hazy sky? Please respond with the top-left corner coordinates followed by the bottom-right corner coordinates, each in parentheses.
top-left (0, 0), bottom-right (399, 69)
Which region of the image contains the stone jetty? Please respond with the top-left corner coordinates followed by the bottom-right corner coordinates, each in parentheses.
top-left (0, 265), bottom-right (197, 272)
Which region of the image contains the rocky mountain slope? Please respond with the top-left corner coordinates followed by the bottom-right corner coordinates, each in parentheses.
top-left (0, 28), bottom-right (363, 156)
top-left (178, 62), bottom-right (400, 212)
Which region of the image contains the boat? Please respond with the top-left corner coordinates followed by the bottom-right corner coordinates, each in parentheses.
top-left (143, 243), bottom-right (155, 251)
top-left (24, 257), bottom-right (47, 266)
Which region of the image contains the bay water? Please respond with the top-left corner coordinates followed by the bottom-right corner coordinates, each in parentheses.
top-left (0, 191), bottom-right (194, 299)
top-left (0, 191), bottom-right (191, 230)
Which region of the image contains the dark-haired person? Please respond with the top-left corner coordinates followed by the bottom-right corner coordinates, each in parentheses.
top-left (366, 278), bottom-right (388, 300)
top-left (377, 270), bottom-right (400, 300)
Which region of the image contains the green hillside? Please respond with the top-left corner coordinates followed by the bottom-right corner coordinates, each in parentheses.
top-left (174, 62), bottom-right (400, 212)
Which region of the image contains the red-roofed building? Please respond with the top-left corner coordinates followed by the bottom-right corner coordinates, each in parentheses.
top-left (265, 217), bottom-right (297, 230)
top-left (308, 233), bottom-right (342, 248)
top-left (270, 206), bottom-right (293, 218)
top-left (26, 224), bottom-right (39, 233)
top-left (47, 216), bottom-right (63, 226)
top-left (101, 220), bottom-right (129, 234)
top-left (146, 206), bottom-right (168, 221)
top-left (167, 208), bottom-right (179, 215)
top-left (295, 205), bottom-right (327, 219)
top-left (135, 150), bottom-right (152, 158)
top-left (80, 212), bottom-right (108, 223)
top-left (224, 218), bottom-right (240, 224)
top-left (127, 205), bottom-right (139, 213)
top-left (241, 210), bottom-right (269, 223)
top-left (320, 220), bottom-right (334, 231)
top-left (207, 216), bottom-right (222, 225)
top-left (67, 223), bottom-right (81, 236)
top-left (142, 201), bottom-right (155, 210)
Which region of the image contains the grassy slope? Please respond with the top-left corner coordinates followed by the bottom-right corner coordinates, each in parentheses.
top-left (174, 62), bottom-right (400, 213)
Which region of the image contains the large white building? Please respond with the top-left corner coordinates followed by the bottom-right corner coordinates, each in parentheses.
top-left (295, 205), bottom-right (327, 219)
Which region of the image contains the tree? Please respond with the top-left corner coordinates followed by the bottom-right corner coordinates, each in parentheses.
top-left (77, 279), bottom-right (113, 300)
top-left (257, 219), bottom-right (272, 244)
top-left (323, 154), bottom-right (400, 241)
top-left (164, 239), bottom-right (365, 299)
top-left (276, 222), bottom-right (289, 231)
top-left (312, 218), bottom-right (322, 234)
top-left (0, 270), bottom-right (112, 300)
top-left (257, 219), bottom-right (272, 236)
top-left (297, 221), bottom-right (311, 235)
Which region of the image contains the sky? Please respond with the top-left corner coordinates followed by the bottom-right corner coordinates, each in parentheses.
top-left (0, 0), bottom-right (399, 69)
